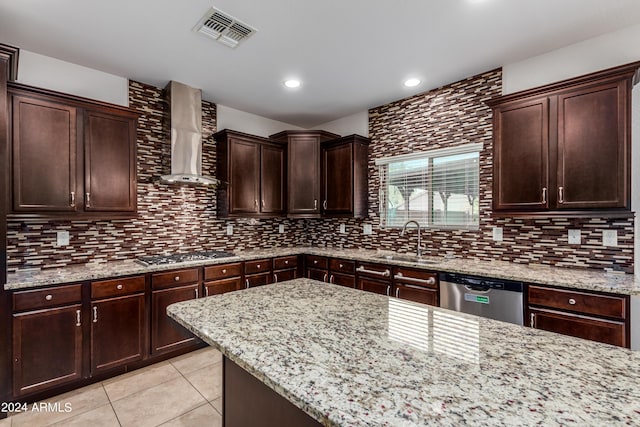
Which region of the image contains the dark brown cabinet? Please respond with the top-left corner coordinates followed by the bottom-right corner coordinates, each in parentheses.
top-left (204, 263), bottom-right (243, 296)
top-left (392, 267), bottom-right (438, 306)
top-left (12, 285), bottom-right (83, 397)
top-left (273, 255), bottom-right (299, 283)
top-left (215, 129), bottom-right (285, 217)
top-left (356, 262), bottom-right (392, 296)
top-left (244, 259), bottom-right (272, 288)
top-left (305, 255), bottom-right (328, 282)
top-left (489, 62), bottom-right (638, 215)
top-left (8, 83), bottom-right (138, 218)
top-left (321, 135), bottom-right (369, 218)
top-left (90, 276), bottom-right (146, 374)
top-left (527, 285), bottom-right (629, 348)
top-left (151, 269), bottom-right (201, 355)
top-left (328, 258), bottom-right (355, 288)
top-left (270, 130), bottom-right (339, 217)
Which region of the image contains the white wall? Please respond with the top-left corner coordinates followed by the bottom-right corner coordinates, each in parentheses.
top-left (503, 23), bottom-right (640, 94)
top-left (17, 50), bottom-right (129, 106)
top-left (216, 104), bottom-right (303, 137)
top-left (312, 110), bottom-right (369, 137)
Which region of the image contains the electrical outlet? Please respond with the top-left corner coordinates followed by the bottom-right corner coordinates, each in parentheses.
top-left (339, 224), bottom-right (346, 234)
top-left (363, 224), bottom-right (372, 235)
top-left (568, 229), bottom-right (581, 245)
top-left (56, 230), bottom-right (70, 246)
top-left (492, 227), bottom-right (503, 242)
top-left (278, 224), bottom-right (285, 234)
top-left (226, 224), bottom-right (233, 236)
top-left (602, 230), bottom-right (618, 247)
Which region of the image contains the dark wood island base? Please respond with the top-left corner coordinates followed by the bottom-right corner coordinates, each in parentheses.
top-left (223, 356), bottom-right (322, 427)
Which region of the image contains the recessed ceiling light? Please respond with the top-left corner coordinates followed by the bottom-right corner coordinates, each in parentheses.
top-left (284, 79), bottom-right (301, 88)
top-left (404, 78), bottom-right (421, 88)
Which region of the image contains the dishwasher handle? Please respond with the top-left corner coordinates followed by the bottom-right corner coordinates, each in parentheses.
top-left (464, 284), bottom-right (492, 293)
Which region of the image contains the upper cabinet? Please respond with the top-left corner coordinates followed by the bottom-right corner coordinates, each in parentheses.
top-left (214, 129), bottom-right (285, 217)
top-left (8, 83), bottom-right (138, 218)
top-left (489, 62), bottom-right (639, 216)
top-left (270, 130), bottom-right (339, 218)
top-left (321, 135), bottom-right (369, 218)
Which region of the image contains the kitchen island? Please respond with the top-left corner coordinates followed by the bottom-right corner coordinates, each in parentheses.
top-left (168, 278), bottom-right (640, 426)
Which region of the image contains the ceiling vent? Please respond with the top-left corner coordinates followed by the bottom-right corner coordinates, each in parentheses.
top-left (194, 7), bottom-right (256, 48)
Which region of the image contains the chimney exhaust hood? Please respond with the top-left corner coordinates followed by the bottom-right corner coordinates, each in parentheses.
top-left (160, 81), bottom-right (219, 186)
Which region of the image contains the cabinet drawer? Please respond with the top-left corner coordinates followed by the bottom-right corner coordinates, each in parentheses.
top-left (14, 284), bottom-right (82, 312)
top-left (528, 285), bottom-right (626, 320)
top-left (152, 268), bottom-right (199, 290)
top-left (356, 262), bottom-right (392, 281)
top-left (204, 263), bottom-right (242, 281)
top-left (529, 307), bottom-right (626, 347)
top-left (306, 255), bottom-right (328, 269)
top-left (330, 258), bottom-right (355, 274)
top-left (91, 275), bottom-right (145, 299)
top-left (273, 256), bottom-right (298, 271)
top-left (204, 278), bottom-right (242, 296)
top-left (245, 259), bottom-right (271, 275)
top-left (393, 268), bottom-right (438, 289)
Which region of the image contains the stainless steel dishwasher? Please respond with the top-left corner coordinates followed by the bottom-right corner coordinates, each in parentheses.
top-left (439, 272), bottom-right (524, 325)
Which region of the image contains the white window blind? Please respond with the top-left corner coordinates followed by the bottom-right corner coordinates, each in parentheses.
top-left (377, 143), bottom-right (481, 229)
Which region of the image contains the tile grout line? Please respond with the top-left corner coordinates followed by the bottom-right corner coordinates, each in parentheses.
top-left (99, 383), bottom-right (123, 427)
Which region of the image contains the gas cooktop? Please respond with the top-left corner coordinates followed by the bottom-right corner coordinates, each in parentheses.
top-left (136, 250), bottom-right (236, 266)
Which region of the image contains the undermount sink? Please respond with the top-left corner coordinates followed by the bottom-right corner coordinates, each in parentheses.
top-left (374, 254), bottom-right (440, 264)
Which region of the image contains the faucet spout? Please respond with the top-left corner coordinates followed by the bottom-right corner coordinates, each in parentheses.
top-left (400, 220), bottom-right (422, 257)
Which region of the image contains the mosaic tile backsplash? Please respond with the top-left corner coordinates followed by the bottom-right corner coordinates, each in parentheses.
top-left (6, 73), bottom-right (634, 273)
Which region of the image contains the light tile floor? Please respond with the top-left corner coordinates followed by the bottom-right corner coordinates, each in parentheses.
top-left (4, 347), bottom-right (223, 427)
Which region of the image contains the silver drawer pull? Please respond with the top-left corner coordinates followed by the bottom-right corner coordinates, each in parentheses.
top-left (356, 266), bottom-right (390, 277)
top-left (314, 260), bottom-right (318, 264)
top-left (174, 276), bottom-right (180, 282)
top-left (568, 298), bottom-right (576, 305)
top-left (76, 309), bottom-right (81, 327)
top-left (116, 284), bottom-right (123, 290)
top-left (285, 260), bottom-right (289, 265)
top-left (222, 269), bottom-right (227, 274)
top-left (393, 273), bottom-right (436, 286)
top-left (92, 306), bottom-right (98, 323)
top-left (339, 264), bottom-right (344, 268)
top-left (45, 294), bottom-right (53, 301)
top-left (257, 264), bottom-right (261, 269)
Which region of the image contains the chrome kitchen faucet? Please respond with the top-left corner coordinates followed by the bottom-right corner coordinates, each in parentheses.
top-left (400, 220), bottom-right (422, 258)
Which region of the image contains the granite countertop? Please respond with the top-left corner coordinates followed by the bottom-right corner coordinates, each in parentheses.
top-left (5, 246), bottom-right (640, 295)
top-left (168, 278), bottom-right (640, 426)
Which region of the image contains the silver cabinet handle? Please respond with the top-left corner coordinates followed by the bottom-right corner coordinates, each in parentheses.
top-left (262, 199), bottom-right (265, 209)
top-left (530, 312), bottom-right (535, 328)
top-left (257, 264), bottom-right (261, 269)
top-left (542, 187), bottom-right (547, 204)
top-left (254, 199), bottom-right (258, 209)
top-left (222, 269), bottom-right (227, 274)
top-left (116, 284), bottom-right (123, 290)
top-left (245, 279), bottom-right (250, 289)
top-left (568, 298), bottom-right (576, 305)
top-left (393, 273), bottom-right (436, 286)
top-left (323, 200), bottom-right (327, 210)
top-left (386, 285), bottom-right (391, 296)
top-left (70, 191), bottom-right (76, 207)
top-left (395, 288), bottom-right (400, 298)
top-left (314, 199), bottom-right (318, 209)
top-left (314, 260), bottom-right (318, 264)
top-left (558, 186), bottom-right (564, 204)
top-left (76, 309), bottom-right (81, 327)
top-left (92, 306), bottom-right (98, 323)
top-left (195, 288), bottom-right (198, 298)
top-left (330, 275), bottom-right (334, 284)
top-left (284, 260), bottom-right (289, 265)
top-left (323, 273), bottom-right (328, 282)
top-left (45, 294), bottom-right (53, 301)
top-left (205, 287), bottom-right (209, 297)
top-left (174, 276), bottom-right (180, 282)
top-left (274, 273), bottom-right (278, 283)
top-left (86, 192), bottom-right (91, 208)
top-left (356, 266), bottom-right (391, 277)
top-left (339, 263), bottom-right (344, 268)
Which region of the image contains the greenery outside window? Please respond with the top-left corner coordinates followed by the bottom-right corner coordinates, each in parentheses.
top-left (376, 143), bottom-right (481, 229)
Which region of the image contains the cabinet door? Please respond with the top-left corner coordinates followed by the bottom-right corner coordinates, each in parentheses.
top-left (205, 277), bottom-right (242, 296)
top-left (288, 136), bottom-right (321, 215)
top-left (493, 97), bottom-right (549, 210)
top-left (229, 138), bottom-right (260, 214)
top-left (11, 95), bottom-right (78, 212)
top-left (358, 278), bottom-right (391, 296)
top-left (84, 110), bottom-right (137, 212)
top-left (329, 273), bottom-right (355, 288)
top-left (260, 144), bottom-right (285, 214)
top-left (13, 304), bottom-right (83, 396)
top-left (395, 284), bottom-right (438, 306)
top-left (273, 269), bottom-right (296, 283)
top-left (529, 308), bottom-right (626, 348)
top-left (307, 268), bottom-right (328, 282)
top-left (152, 285), bottom-right (200, 355)
top-left (245, 273), bottom-right (271, 288)
top-left (557, 81), bottom-right (628, 209)
top-left (322, 142), bottom-right (353, 215)
top-left (91, 294), bottom-right (145, 374)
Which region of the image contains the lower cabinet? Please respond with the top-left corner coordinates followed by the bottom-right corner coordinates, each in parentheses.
top-left (392, 267), bottom-right (439, 306)
top-left (90, 275), bottom-right (146, 374)
top-left (328, 259), bottom-right (355, 288)
top-left (527, 285), bottom-right (629, 348)
top-left (356, 262), bottom-right (392, 295)
top-left (204, 263), bottom-right (243, 296)
top-left (151, 268), bottom-right (201, 355)
top-left (244, 259), bottom-right (272, 288)
top-left (12, 285), bottom-right (83, 397)
top-left (273, 255), bottom-right (299, 283)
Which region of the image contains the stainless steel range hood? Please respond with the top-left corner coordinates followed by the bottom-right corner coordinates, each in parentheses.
top-left (160, 81), bottom-right (219, 186)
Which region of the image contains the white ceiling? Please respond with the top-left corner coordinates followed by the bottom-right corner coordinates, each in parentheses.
top-left (1, 0), bottom-right (640, 127)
